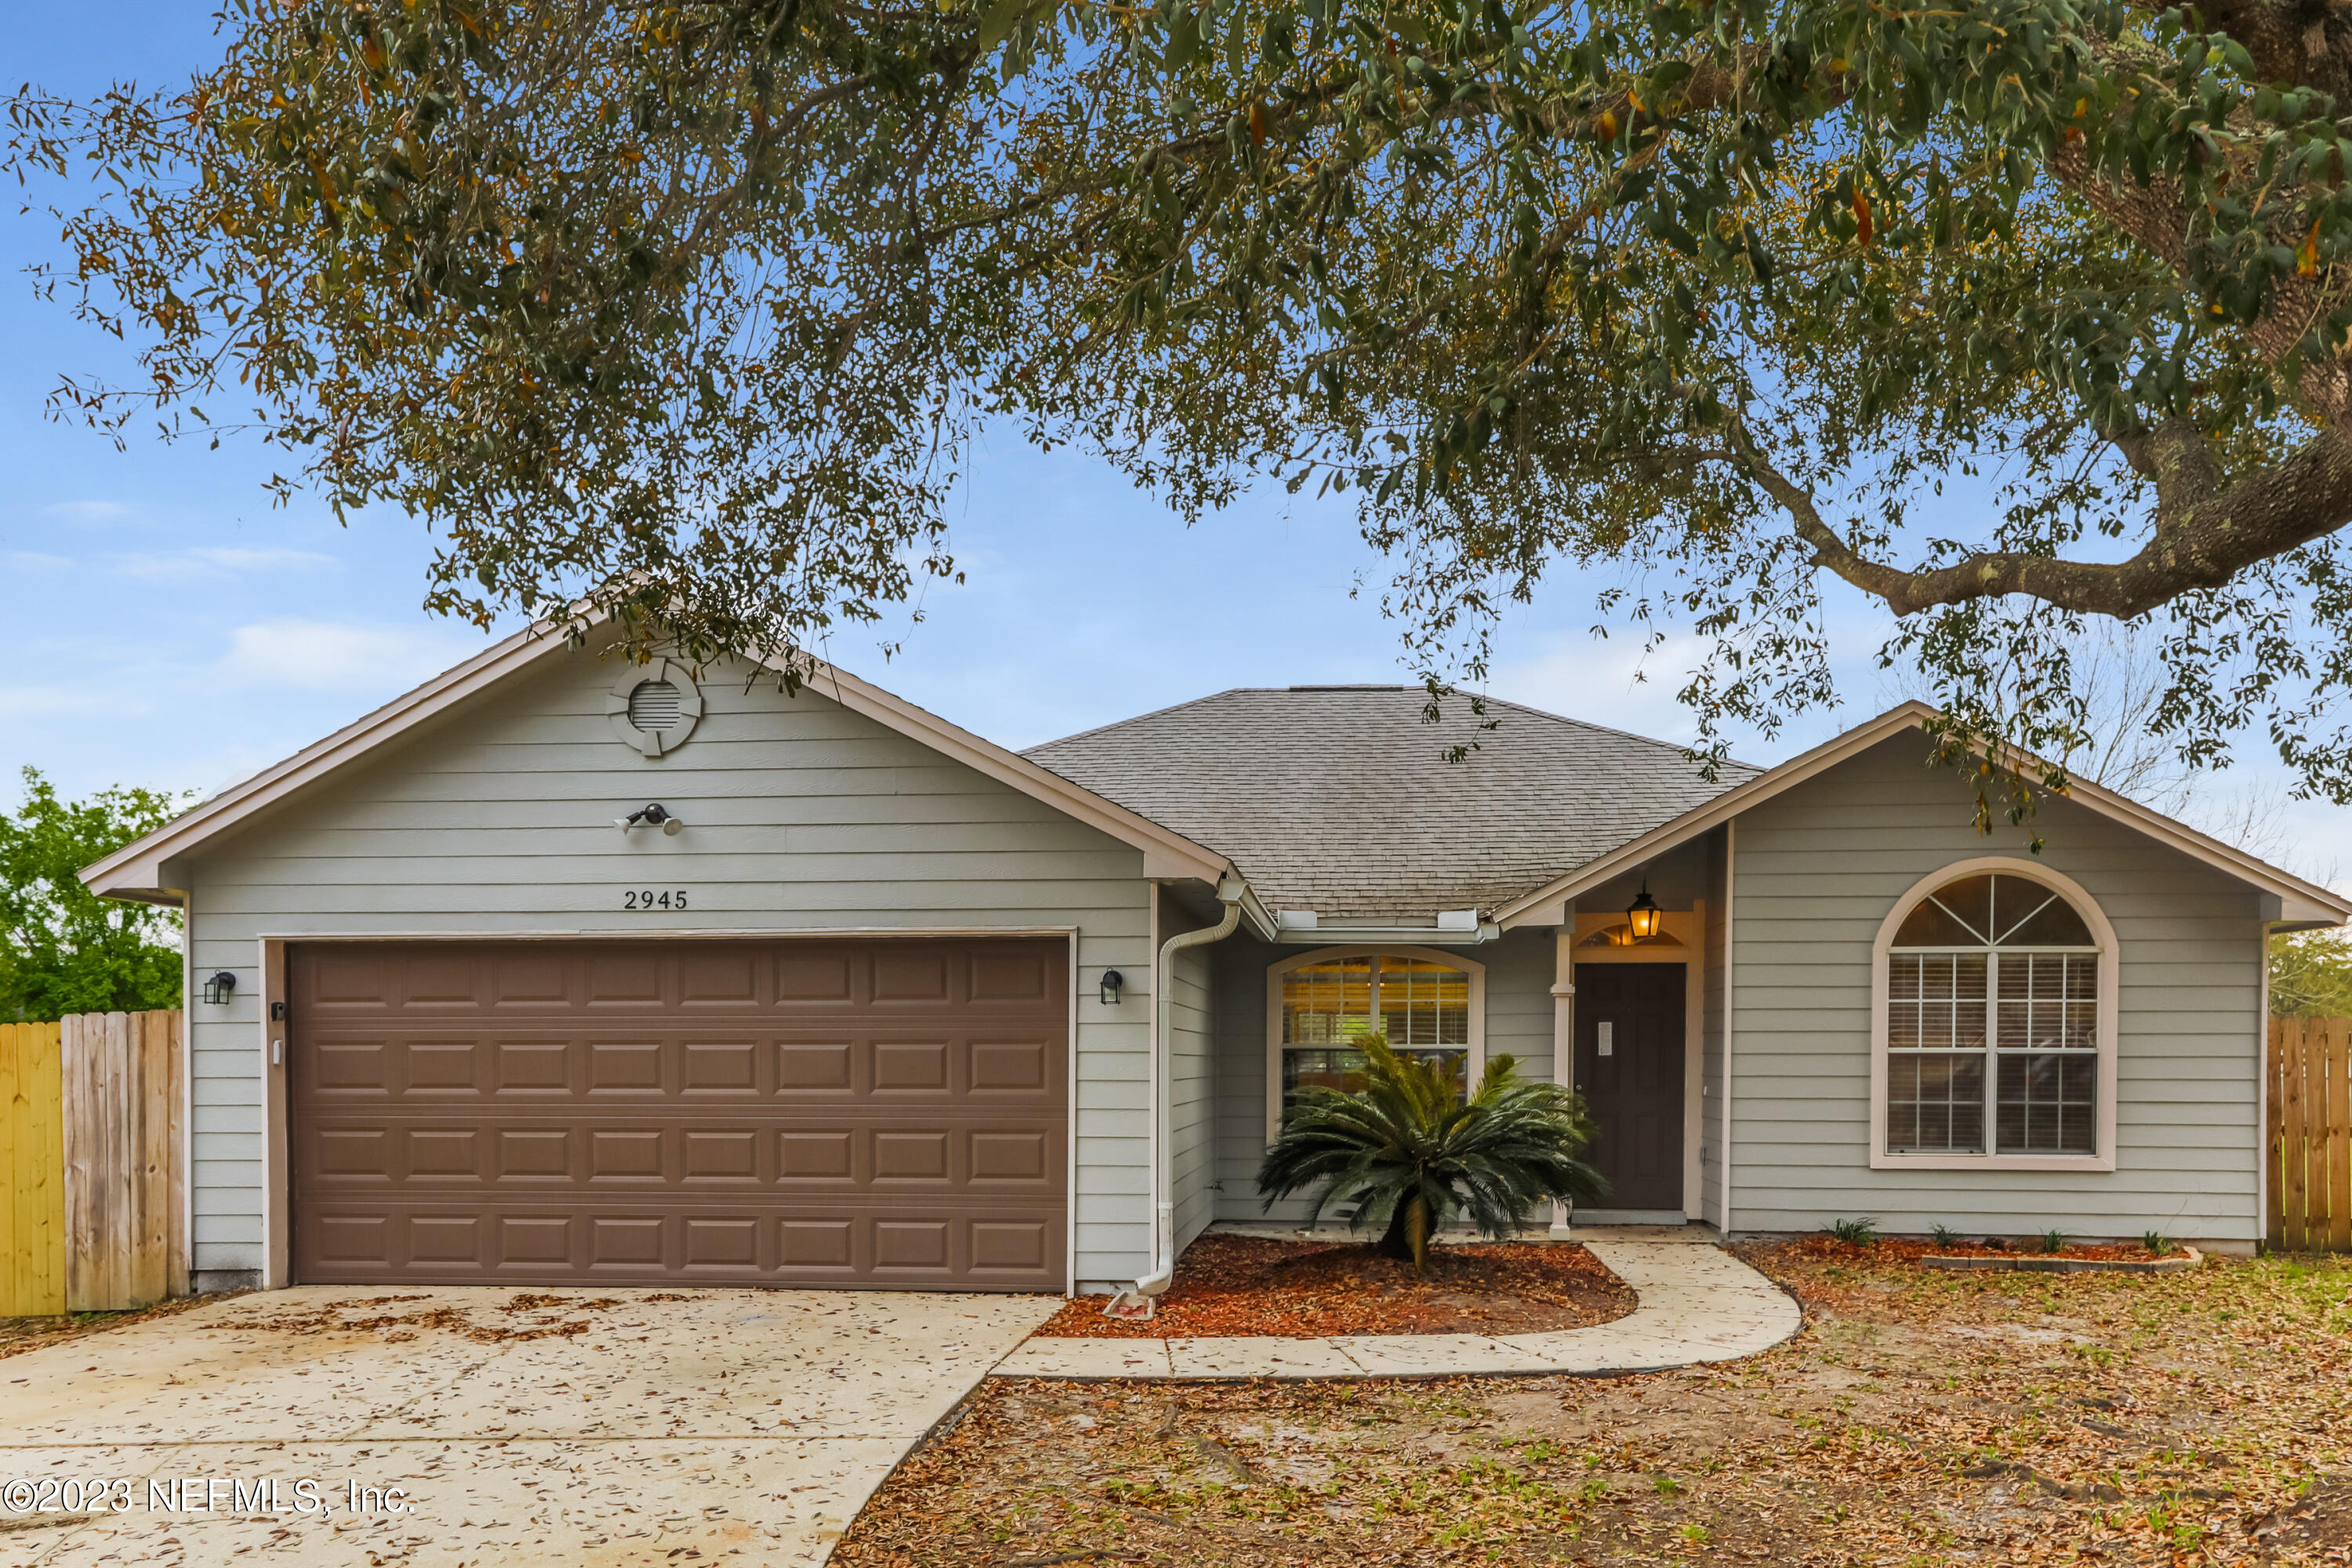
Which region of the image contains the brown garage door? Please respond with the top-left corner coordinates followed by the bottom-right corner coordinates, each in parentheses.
top-left (288, 938), bottom-right (1067, 1290)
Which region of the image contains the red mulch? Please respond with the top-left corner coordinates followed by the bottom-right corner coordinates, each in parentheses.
top-left (1036, 1231), bottom-right (1636, 1338)
top-left (1781, 1236), bottom-right (2185, 1265)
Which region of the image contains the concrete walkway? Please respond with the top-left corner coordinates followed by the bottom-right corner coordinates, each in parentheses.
top-left (0, 1286), bottom-right (1058, 1567)
top-left (991, 1231), bottom-right (1801, 1381)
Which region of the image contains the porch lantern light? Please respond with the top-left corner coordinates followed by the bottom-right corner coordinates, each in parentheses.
top-left (1626, 879), bottom-right (1663, 942)
top-left (202, 971), bottom-right (238, 1006)
top-left (1099, 969), bottom-right (1125, 1007)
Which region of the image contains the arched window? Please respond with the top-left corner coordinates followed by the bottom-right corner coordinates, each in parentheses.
top-left (1872, 862), bottom-right (2117, 1167)
top-left (1265, 949), bottom-right (1484, 1136)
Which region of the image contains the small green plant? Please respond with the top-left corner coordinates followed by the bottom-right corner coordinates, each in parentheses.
top-left (1930, 1223), bottom-right (1960, 1247)
top-left (1675, 1523), bottom-right (1713, 1544)
top-left (2040, 1229), bottom-right (2067, 1254)
top-left (1651, 1474), bottom-right (1681, 1496)
top-left (2142, 1231), bottom-right (2172, 1256)
top-left (1257, 1033), bottom-right (1607, 1276)
top-left (1824, 1217), bottom-right (1878, 1245)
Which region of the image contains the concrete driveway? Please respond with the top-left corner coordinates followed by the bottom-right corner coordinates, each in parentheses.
top-left (0, 1286), bottom-right (1058, 1567)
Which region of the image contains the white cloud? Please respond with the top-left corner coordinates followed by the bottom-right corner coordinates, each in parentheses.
top-left (110, 546), bottom-right (339, 581)
top-left (1, 551), bottom-right (72, 572)
top-left (217, 619), bottom-right (486, 694)
top-left (45, 499), bottom-right (134, 524)
top-left (0, 684), bottom-right (93, 719)
top-left (1487, 630), bottom-right (1719, 743)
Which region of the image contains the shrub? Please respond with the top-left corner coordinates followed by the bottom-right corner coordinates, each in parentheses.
top-left (2142, 1231), bottom-right (2173, 1257)
top-left (1257, 1033), bottom-right (1608, 1276)
top-left (1824, 1217), bottom-right (1879, 1246)
top-left (1930, 1224), bottom-right (1960, 1248)
top-left (2040, 1229), bottom-right (2067, 1254)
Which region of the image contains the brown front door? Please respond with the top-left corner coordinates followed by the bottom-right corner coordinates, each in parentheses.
top-left (1573, 963), bottom-right (1685, 1212)
top-left (288, 938), bottom-right (1068, 1290)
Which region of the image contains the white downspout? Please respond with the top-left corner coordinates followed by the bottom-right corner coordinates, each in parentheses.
top-left (1114, 877), bottom-right (1243, 1310)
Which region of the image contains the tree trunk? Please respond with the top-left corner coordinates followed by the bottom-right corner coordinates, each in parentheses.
top-left (1375, 1193), bottom-right (1433, 1276)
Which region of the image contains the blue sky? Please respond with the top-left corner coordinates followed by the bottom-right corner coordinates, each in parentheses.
top-left (5, 5), bottom-right (2345, 888)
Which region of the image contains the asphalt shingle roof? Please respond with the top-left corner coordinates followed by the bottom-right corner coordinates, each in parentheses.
top-left (1022, 687), bottom-right (1762, 921)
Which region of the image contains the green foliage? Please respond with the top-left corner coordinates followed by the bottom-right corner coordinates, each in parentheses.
top-left (2041, 1229), bottom-right (2068, 1254)
top-left (1930, 1223), bottom-right (1960, 1248)
top-left (2143, 1230), bottom-right (2172, 1256)
top-left (1824, 1217), bottom-right (1878, 1245)
top-left (17, 1), bottom-right (2352, 797)
top-left (0, 768), bottom-right (188, 1022)
top-left (1257, 1033), bottom-right (1606, 1276)
top-left (2270, 930), bottom-right (2352, 1017)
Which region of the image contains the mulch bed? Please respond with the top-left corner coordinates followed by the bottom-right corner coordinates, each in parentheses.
top-left (1780, 1236), bottom-right (2187, 1265)
top-left (1035, 1232), bottom-right (1636, 1339)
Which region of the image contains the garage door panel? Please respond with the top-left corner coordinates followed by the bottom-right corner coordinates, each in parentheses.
top-left (291, 939), bottom-right (1067, 1290)
top-left (776, 1040), bottom-right (855, 1091)
top-left (682, 1039), bottom-right (758, 1091)
top-left (498, 1129), bottom-right (572, 1178)
top-left (495, 1040), bottom-right (572, 1091)
top-left (488, 949), bottom-right (569, 1007)
top-left (296, 1202), bottom-right (1067, 1287)
top-left (872, 1040), bottom-right (950, 1092)
top-left (970, 949), bottom-right (1054, 1002)
top-left (586, 951), bottom-right (666, 1005)
top-left (871, 951), bottom-right (952, 1003)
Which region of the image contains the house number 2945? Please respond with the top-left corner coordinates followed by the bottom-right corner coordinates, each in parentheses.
top-left (622, 890), bottom-right (689, 910)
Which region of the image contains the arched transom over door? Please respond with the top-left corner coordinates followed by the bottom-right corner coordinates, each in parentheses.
top-left (287, 938), bottom-right (1069, 1290)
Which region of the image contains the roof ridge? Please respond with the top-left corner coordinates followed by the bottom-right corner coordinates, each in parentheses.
top-left (1029, 682), bottom-right (1768, 775)
top-left (1022, 687), bottom-right (1254, 756)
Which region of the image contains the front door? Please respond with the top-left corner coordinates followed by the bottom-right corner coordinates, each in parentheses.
top-left (1573, 963), bottom-right (1685, 1212)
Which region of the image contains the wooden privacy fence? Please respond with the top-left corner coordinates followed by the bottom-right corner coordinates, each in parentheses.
top-left (0, 1011), bottom-right (185, 1315)
top-left (0, 1022), bottom-right (64, 1316)
top-left (2270, 1015), bottom-right (2352, 1252)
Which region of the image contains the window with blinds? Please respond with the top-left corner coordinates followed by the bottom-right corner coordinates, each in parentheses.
top-left (1885, 873), bottom-right (2100, 1156)
top-left (1278, 954), bottom-right (1471, 1119)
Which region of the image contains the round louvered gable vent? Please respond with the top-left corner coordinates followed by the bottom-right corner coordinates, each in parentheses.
top-left (628, 680), bottom-right (683, 731)
top-left (605, 659), bottom-right (703, 755)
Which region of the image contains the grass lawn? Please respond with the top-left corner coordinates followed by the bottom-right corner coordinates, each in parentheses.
top-left (837, 1242), bottom-right (2352, 1566)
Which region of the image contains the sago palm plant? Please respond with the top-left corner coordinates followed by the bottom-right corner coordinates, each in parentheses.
top-left (1258, 1034), bottom-right (1608, 1276)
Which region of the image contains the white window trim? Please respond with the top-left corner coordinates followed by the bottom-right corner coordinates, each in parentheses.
top-left (1264, 945), bottom-right (1487, 1145)
top-left (1868, 856), bottom-right (2119, 1173)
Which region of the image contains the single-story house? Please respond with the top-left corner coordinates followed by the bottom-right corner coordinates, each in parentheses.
top-left (82, 621), bottom-right (2349, 1294)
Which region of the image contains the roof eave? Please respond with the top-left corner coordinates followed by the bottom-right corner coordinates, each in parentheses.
top-left (1492, 701), bottom-right (2352, 929)
top-left (81, 613), bottom-right (1239, 899)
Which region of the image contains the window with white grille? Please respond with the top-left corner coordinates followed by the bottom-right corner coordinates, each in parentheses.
top-left (1883, 872), bottom-right (2102, 1157)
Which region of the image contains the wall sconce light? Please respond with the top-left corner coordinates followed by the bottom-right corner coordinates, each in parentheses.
top-left (201, 971), bottom-right (238, 1005)
top-left (1626, 877), bottom-right (1662, 942)
top-left (615, 803), bottom-right (685, 836)
top-left (1098, 969), bottom-right (1124, 1006)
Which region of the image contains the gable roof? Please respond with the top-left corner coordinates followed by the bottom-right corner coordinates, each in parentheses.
top-left (1023, 686), bottom-right (1763, 922)
top-left (81, 620), bottom-right (1240, 903)
top-left (1490, 701), bottom-right (2352, 929)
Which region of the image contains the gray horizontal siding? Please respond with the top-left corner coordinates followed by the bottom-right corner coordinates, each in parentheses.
top-left (182, 640), bottom-right (1154, 1284)
top-left (1728, 731), bottom-right (2267, 1243)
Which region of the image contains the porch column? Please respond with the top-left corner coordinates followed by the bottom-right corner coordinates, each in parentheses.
top-left (1549, 911), bottom-right (1575, 1239)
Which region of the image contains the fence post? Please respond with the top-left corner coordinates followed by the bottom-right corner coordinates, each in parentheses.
top-left (61, 1010), bottom-right (185, 1312)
